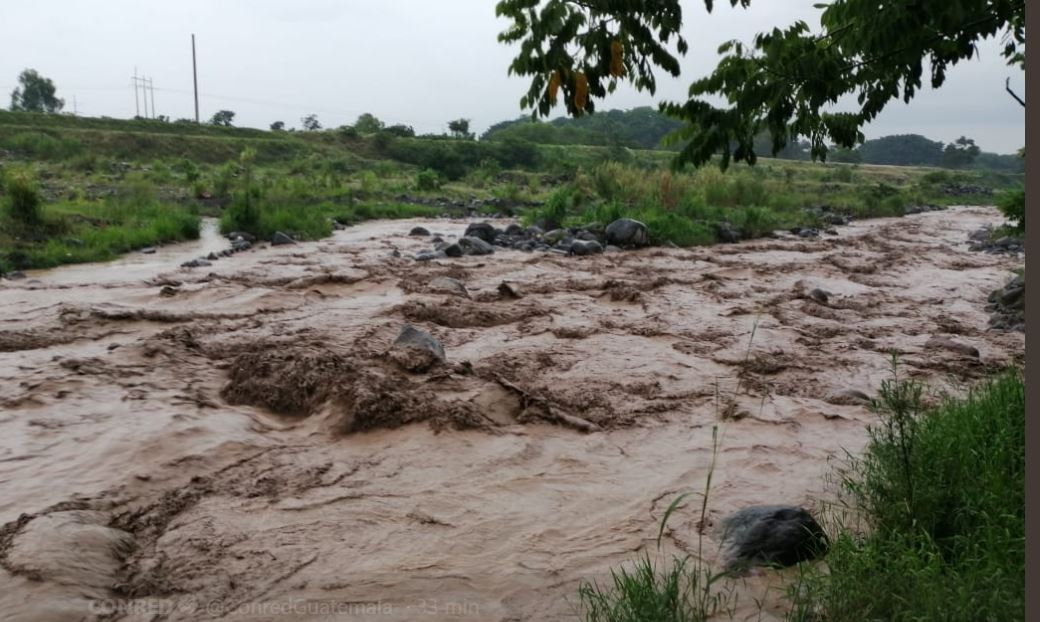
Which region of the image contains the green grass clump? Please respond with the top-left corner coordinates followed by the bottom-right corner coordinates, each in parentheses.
top-left (2, 170), bottom-right (43, 225)
top-left (788, 368), bottom-right (1024, 622)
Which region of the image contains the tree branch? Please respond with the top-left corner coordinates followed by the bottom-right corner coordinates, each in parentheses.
top-left (1006, 77), bottom-right (1026, 107)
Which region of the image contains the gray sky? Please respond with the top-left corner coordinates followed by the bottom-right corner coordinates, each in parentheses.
top-left (1, 0), bottom-right (1026, 153)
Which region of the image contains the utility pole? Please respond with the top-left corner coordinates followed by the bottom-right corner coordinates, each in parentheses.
top-left (192, 34), bottom-right (200, 123)
top-left (72, 95), bottom-right (78, 116)
top-left (148, 77), bottom-right (156, 119)
top-left (133, 67), bottom-right (140, 117)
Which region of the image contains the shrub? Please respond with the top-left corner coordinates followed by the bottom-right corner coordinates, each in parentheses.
top-left (415, 169), bottom-right (441, 191)
top-left (3, 171), bottom-right (42, 225)
top-left (998, 188), bottom-right (1025, 233)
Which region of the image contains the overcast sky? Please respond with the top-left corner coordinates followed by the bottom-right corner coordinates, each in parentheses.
top-left (1, 0), bottom-right (1026, 153)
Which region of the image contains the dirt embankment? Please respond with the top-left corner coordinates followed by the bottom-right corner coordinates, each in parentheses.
top-left (0, 207), bottom-right (1024, 621)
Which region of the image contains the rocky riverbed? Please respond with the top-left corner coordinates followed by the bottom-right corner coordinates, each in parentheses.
top-left (0, 206), bottom-right (1024, 621)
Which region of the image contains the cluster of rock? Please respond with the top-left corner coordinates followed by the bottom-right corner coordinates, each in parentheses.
top-left (904, 203), bottom-right (946, 215)
top-left (987, 274), bottom-right (1025, 332)
top-left (968, 227), bottom-right (1024, 255)
top-left (393, 194), bottom-right (542, 214)
top-left (407, 218), bottom-right (650, 261)
top-left (179, 231), bottom-right (264, 269)
top-left (940, 183), bottom-right (993, 197)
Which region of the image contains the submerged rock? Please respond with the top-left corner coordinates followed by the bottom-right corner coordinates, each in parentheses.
top-left (442, 243), bottom-right (464, 258)
top-left (388, 324), bottom-right (446, 372)
top-left (605, 218), bottom-right (649, 247)
top-left (271, 231), bottom-right (295, 246)
top-left (569, 240), bottom-right (603, 256)
top-left (720, 505), bottom-right (829, 572)
top-left (464, 222), bottom-right (498, 244)
top-left (925, 336), bottom-right (980, 358)
top-left (427, 276), bottom-right (470, 298)
top-left (409, 226), bottom-right (431, 236)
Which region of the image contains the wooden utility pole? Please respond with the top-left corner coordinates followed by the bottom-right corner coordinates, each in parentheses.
top-left (192, 34), bottom-right (200, 123)
top-left (133, 67), bottom-right (140, 117)
top-left (149, 77), bottom-right (156, 119)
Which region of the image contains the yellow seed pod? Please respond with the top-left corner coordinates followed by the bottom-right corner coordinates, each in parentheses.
top-left (574, 73), bottom-right (589, 112)
top-left (610, 40), bottom-right (625, 77)
top-left (548, 71), bottom-right (561, 103)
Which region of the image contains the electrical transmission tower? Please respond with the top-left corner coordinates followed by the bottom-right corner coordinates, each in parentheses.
top-left (130, 70), bottom-right (158, 119)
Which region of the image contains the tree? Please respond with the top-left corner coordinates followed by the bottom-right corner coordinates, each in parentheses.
top-left (942, 136), bottom-right (982, 169)
top-left (210, 110), bottom-right (235, 127)
top-left (301, 114), bottom-right (322, 131)
top-left (9, 69), bottom-right (64, 113)
top-left (497, 0), bottom-right (1026, 168)
top-left (270, 120), bottom-right (286, 132)
top-left (383, 124), bottom-right (416, 137)
top-left (354, 113), bottom-right (384, 134)
top-left (448, 118), bottom-right (474, 140)
top-left (858, 134), bottom-right (945, 166)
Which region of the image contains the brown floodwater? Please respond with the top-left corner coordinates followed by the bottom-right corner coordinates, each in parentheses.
top-left (0, 207), bottom-right (1024, 621)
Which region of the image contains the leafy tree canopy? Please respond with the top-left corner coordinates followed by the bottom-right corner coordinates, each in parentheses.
top-left (497, 0), bottom-right (1025, 169)
top-left (301, 114), bottom-right (322, 131)
top-left (354, 113), bottom-right (385, 134)
top-left (9, 69), bottom-right (64, 113)
top-left (942, 135), bottom-right (982, 168)
top-left (270, 120), bottom-right (286, 131)
top-left (448, 118), bottom-right (475, 140)
top-left (210, 110), bottom-right (235, 127)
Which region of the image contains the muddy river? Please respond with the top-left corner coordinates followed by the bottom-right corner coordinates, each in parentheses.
top-left (0, 207), bottom-right (1024, 621)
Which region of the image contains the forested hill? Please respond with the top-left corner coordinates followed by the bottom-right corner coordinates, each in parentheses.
top-left (481, 108), bottom-right (1024, 173)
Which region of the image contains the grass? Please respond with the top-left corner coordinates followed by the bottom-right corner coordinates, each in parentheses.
top-left (786, 366), bottom-right (1025, 622)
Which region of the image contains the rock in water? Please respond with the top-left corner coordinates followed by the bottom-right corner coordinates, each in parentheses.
top-left (458, 236), bottom-right (495, 256)
top-left (808, 288), bottom-right (831, 305)
top-left (409, 226), bottom-right (431, 236)
top-left (605, 218), bottom-right (650, 247)
top-left (569, 240), bottom-right (604, 256)
top-left (925, 336), bottom-right (980, 358)
top-left (427, 276), bottom-right (469, 298)
top-left (271, 231), bottom-right (295, 245)
top-left (720, 505), bottom-right (828, 572)
top-left (388, 325), bottom-right (446, 373)
top-left (443, 243), bottom-right (464, 258)
top-left (464, 222), bottom-right (498, 244)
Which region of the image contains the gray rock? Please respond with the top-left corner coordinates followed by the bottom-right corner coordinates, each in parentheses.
top-left (180, 258), bottom-right (212, 269)
top-left (409, 226), bottom-right (431, 236)
top-left (140, 247), bottom-right (157, 255)
top-left (271, 231), bottom-right (295, 246)
top-left (715, 223), bottom-right (742, 244)
top-left (427, 276), bottom-right (469, 298)
top-left (543, 229), bottom-right (569, 244)
top-left (498, 281), bottom-right (523, 299)
top-left (5, 271), bottom-right (26, 280)
top-left (443, 243), bottom-right (464, 258)
top-left (228, 231), bottom-right (257, 243)
top-left (206, 252), bottom-right (219, 261)
top-left (525, 225), bottom-right (545, 238)
top-left (720, 505), bottom-right (828, 572)
top-left (604, 245), bottom-right (623, 254)
top-left (569, 240), bottom-right (604, 256)
top-left (808, 288), bottom-right (831, 305)
top-left (504, 223), bottom-right (525, 236)
top-left (605, 218), bottom-right (650, 247)
top-left (458, 236), bottom-right (495, 256)
top-left (231, 239), bottom-right (252, 252)
top-left (414, 250), bottom-right (446, 262)
top-left (925, 336), bottom-right (980, 358)
top-left (388, 325), bottom-right (446, 373)
top-left (464, 222), bottom-right (498, 244)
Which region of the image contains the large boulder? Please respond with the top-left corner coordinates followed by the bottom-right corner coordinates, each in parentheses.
top-left (719, 505), bottom-right (828, 572)
top-left (458, 236), bottom-right (495, 256)
top-left (409, 226), bottom-right (431, 237)
top-left (569, 240), bottom-right (604, 256)
top-left (388, 325), bottom-right (446, 372)
top-left (605, 218), bottom-right (650, 247)
top-left (464, 222), bottom-right (498, 244)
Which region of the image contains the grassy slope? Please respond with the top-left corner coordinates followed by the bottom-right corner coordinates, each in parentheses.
top-left (0, 110), bottom-right (1023, 272)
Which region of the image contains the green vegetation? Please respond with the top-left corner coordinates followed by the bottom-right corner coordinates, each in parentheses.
top-left (9, 69), bottom-right (64, 113)
top-left (1, 171), bottom-right (199, 273)
top-left (0, 109), bottom-right (1021, 272)
top-left (788, 368), bottom-right (1024, 621)
top-left (999, 188), bottom-right (1026, 234)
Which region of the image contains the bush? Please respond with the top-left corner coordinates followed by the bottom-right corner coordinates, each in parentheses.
top-left (998, 188), bottom-right (1025, 233)
top-left (788, 368), bottom-right (1024, 621)
top-left (415, 169), bottom-right (441, 191)
top-left (2, 171), bottom-right (42, 225)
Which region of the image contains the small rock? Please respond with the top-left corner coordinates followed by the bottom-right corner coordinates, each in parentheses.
top-left (228, 231), bottom-right (257, 243)
top-left (409, 226), bottom-right (431, 236)
top-left (828, 389), bottom-right (872, 406)
top-left (525, 225), bottom-right (545, 238)
top-left (498, 281), bottom-right (523, 299)
top-left (443, 243), bottom-right (464, 258)
top-left (271, 231), bottom-right (295, 246)
top-left (414, 250), bottom-right (446, 262)
top-left (231, 239), bottom-right (252, 252)
top-left (605, 218), bottom-right (650, 247)
top-left (715, 223), bottom-right (742, 244)
top-left (543, 229), bottom-right (569, 244)
top-left (458, 236), bottom-right (495, 256)
top-left (389, 249), bottom-right (402, 258)
top-left (427, 277), bottom-right (469, 298)
top-left (180, 258), bottom-right (212, 269)
top-left (388, 325), bottom-right (446, 373)
top-left (569, 240), bottom-right (604, 256)
top-left (504, 223), bottom-right (524, 236)
top-left (206, 252), bottom-right (219, 261)
top-left (808, 288), bottom-right (831, 305)
top-left (720, 505), bottom-right (829, 572)
top-left (5, 271), bottom-right (27, 280)
top-left (464, 222), bottom-right (498, 244)
top-left (140, 247), bottom-right (157, 255)
top-left (925, 336), bottom-right (980, 358)
top-left (604, 245), bottom-right (623, 254)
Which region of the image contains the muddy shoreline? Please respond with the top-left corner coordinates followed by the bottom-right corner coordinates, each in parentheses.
top-left (0, 206), bottom-right (1024, 621)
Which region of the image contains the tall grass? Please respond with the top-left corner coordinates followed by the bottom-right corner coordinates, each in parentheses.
top-left (787, 367), bottom-right (1025, 621)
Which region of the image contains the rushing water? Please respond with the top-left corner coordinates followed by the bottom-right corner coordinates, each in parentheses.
top-left (0, 207), bottom-right (1024, 621)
